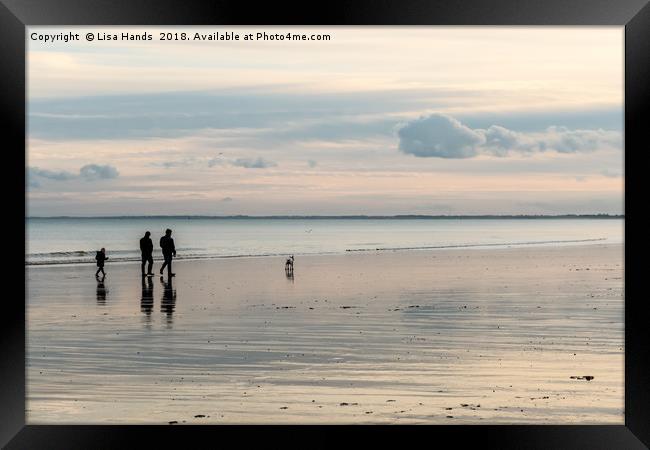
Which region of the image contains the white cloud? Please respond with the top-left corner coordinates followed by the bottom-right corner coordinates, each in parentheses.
top-left (482, 125), bottom-right (521, 156)
top-left (537, 126), bottom-right (621, 154)
top-left (397, 113), bottom-right (485, 158)
top-left (398, 113), bottom-right (622, 159)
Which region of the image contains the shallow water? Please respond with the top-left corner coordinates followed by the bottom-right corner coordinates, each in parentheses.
top-left (26, 244), bottom-right (624, 424)
top-left (26, 217), bottom-right (623, 265)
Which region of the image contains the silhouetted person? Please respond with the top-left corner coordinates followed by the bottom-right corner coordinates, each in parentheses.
top-left (160, 276), bottom-right (176, 326)
top-left (96, 276), bottom-right (107, 305)
top-left (140, 231), bottom-right (154, 276)
top-left (141, 276), bottom-right (154, 318)
top-left (95, 247), bottom-right (108, 277)
top-left (159, 229), bottom-right (176, 277)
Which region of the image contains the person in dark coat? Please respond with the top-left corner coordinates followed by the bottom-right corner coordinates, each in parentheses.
top-left (95, 247), bottom-right (108, 277)
top-left (159, 229), bottom-right (176, 277)
top-left (140, 231), bottom-right (154, 276)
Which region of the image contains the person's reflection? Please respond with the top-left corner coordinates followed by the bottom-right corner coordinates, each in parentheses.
top-left (96, 276), bottom-right (107, 305)
top-left (141, 276), bottom-right (154, 324)
top-left (160, 276), bottom-right (177, 327)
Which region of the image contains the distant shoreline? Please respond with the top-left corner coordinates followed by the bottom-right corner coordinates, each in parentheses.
top-left (26, 214), bottom-right (624, 220)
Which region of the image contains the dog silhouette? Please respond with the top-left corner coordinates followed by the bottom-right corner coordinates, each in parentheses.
top-left (285, 255), bottom-right (294, 273)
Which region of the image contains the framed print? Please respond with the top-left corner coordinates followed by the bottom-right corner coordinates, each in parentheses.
top-left (1, 0), bottom-right (648, 448)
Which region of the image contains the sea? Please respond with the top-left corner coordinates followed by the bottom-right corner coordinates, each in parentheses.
top-left (25, 217), bottom-right (624, 266)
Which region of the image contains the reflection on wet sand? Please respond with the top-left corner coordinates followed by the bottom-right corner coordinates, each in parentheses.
top-left (160, 276), bottom-right (176, 326)
top-left (26, 244), bottom-right (625, 424)
top-left (285, 270), bottom-right (294, 283)
top-left (96, 276), bottom-right (107, 305)
top-left (141, 276), bottom-right (154, 324)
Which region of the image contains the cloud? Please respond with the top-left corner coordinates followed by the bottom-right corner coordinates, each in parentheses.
top-left (79, 164), bottom-right (119, 180)
top-left (397, 113), bottom-right (485, 158)
top-left (478, 126), bottom-right (622, 156)
top-left (482, 125), bottom-right (521, 155)
top-left (539, 126), bottom-right (620, 154)
top-left (221, 197), bottom-right (233, 202)
top-left (26, 168), bottom-right (44, 188)
top-left (398, 113), bottom-right (622, 158)
top-left (27, 164), bottom-right (119, 187)
top-left (28, 166), bottom-right (77, 189)
top-left (29, 166), bottom-right (77, 181)
top-left (231, 157), bottom-right (277, 169)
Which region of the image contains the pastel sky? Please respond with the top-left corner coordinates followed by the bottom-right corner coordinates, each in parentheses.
top-left (27, 27), bottom-right (624, 216)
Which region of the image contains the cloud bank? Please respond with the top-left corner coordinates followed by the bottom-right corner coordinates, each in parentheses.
top-left (397, 113), bottom-right (621, 159)
top-left (28, 167), bottom-right (76, 188)
top-left (28, 164), bottom-right (119, 187)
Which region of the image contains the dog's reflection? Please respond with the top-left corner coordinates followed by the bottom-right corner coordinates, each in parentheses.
top-left (285, 270), bottom-right (294, 283)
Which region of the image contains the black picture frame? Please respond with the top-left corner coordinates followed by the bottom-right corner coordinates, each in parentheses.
top-left (2, 0), bottom-right (648, 448)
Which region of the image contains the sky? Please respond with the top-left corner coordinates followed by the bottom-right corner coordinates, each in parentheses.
top-left (27, 27), bottom-right (624, 216)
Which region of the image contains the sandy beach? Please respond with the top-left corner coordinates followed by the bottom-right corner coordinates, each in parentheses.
top-left (26, 243), bottom-right (624, 424)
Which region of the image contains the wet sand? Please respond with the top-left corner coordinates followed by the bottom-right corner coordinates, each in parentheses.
top-left (26, 243), bottom-right (624, 424)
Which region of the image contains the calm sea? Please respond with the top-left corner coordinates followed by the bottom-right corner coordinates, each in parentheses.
top-left (25, 217), bottom-right (624, 266)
